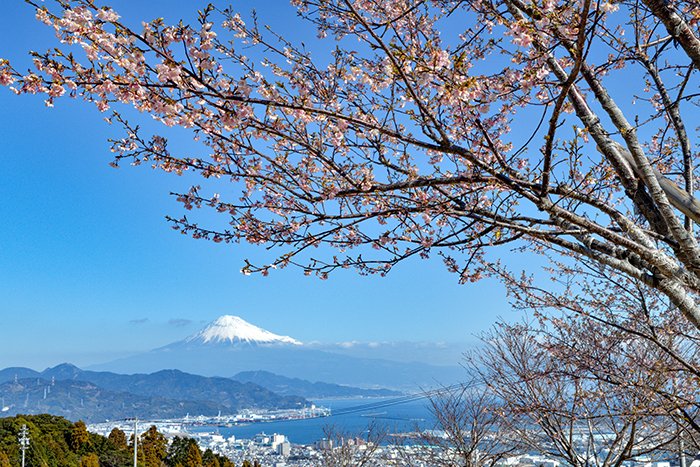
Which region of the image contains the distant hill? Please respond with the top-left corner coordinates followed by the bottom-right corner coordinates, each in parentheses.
top-left (233, 370), bottom-right (402, 398)
top-left (41, 364), bottom-right (306, 411)
top-left (0, 364), bottom-right (307, 422)
top-left (0, 378), bottom-right (223, 421)
top-left (0, 367), bottom-right (40, 383)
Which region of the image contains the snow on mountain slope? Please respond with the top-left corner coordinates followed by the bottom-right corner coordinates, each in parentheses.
top-left (88, 315), bottom-right (465, 389)
top-left (185, 315), bottom-right (302, 346)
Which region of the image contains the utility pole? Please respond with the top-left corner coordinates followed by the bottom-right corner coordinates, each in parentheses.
top-left (677, 408), bottom-right (687, 467)
top-left (132, 418), bottom-right (138, 467)
top-left (680, 435), bottom-right (687, 467)
top-left (18, 424), bottom-right (29, 467)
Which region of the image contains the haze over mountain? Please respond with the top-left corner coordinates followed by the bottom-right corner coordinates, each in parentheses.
top-left (232, 371), bottom-right (402, 398)
top-left (88, 315), bottom-right (463, 389)
top-left (306, 341), bottom-right (469, 366)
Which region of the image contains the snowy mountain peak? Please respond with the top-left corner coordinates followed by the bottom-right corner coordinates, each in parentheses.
top-left (186, 315), bottom-right (302, 346)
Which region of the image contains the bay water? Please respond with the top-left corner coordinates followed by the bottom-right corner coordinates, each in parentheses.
top-left (191, 397), bottom-right (436, 445)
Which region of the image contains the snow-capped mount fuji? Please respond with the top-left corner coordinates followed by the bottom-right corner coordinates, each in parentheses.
top-left (185, 315), bottom-right (302, 346)
top-left (89, 315), bottom-right (464, 390)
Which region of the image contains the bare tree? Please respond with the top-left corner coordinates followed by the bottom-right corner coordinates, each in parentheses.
top-left (501, 255), bottom-right (700, 438)
top-left (473, 319), bottom-right (680, 466)
top-left (420, 381), bottom-right (516, 467)
top-left (318, 423), bottom-right (387, 467)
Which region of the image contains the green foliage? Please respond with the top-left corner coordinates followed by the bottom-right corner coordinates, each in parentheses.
top-left (0, 414), bottom-right (79, 466)
top-left (70, 420), bottom-right (91, 453)
top-left (140, 425), bottom-right (168, 467)
top-left (0, 414), bottom-right (133, 467)
top-left (81, 452), bottom-right (100, 467)
top-left (0, 416), bottom-right (228, 467)
top-left (184, 441), bottom-right (202, 466)
top-left (201, 449), bottom-right (234, 467)
top-left (166, 436), bottom-right (203, 467)
top-left (202, 449), bottom-right (219, 467)
top-left (91, 430), bottom-right (132, 467)
top-left (108, 427), bottom-right (128, 450)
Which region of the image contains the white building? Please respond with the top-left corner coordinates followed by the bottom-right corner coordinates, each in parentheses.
top-left (277, 441), bottom-right (291, 457)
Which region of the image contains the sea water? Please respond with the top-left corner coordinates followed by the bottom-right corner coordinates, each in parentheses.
top-left (191, 397), bottom-right (436, 445)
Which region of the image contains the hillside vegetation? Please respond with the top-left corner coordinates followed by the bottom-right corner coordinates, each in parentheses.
top-left (0, 414), bottom-right (237, 467)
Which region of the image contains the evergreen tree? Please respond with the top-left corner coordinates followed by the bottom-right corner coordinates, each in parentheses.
top-left (184, 441), bottom-right (202, 467)
top-left (0, 415), bottom-right (82, 466)
top-left (0, 414), bottom-right (143, 466)
top-left (108, 427), bottom-right (128, 450)
top-left (166, 436), bottom-right (203, 467)
top-left (70, 420), bottom-right (91, 453)
top-left (81, 452), bottom-right (100, 467)
top-left (166, 436), bottom-right (187, 466)
top-left (202, 449), bottom-right (220, 467)
top-left (94, 429), bottom-right (132, 467)
top-left (139, 425), bottom-right (167, 467)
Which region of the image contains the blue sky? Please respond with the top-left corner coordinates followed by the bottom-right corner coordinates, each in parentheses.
top-left (0, 1), bottom-right (518, 370)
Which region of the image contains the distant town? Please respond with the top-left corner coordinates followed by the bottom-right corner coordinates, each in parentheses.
top-left (1, 316), bottom-right (694, 466)
top-left (85, 408), bottom-right (682, 467)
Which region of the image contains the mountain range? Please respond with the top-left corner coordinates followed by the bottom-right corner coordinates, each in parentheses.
top-left (0, 377), bottom-right (224, 422)
top-left (0, 363), bottom-right (307, 422)
top-left (0, 316), bottom-right (465, 421)
top-left (0, 362), bottom-right (409, 422)
top-left (88, 315), bottom-right (463, 389)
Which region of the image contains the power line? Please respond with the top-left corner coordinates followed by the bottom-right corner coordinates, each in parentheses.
top-left (324, 381), bottom-right (484, 419)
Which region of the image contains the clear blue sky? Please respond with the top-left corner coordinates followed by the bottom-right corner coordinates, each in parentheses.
top-left (0, 1), bottom-right (519, 370)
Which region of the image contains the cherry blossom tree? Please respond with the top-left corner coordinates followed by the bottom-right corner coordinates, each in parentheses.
top-left (420, 381), bottom-right (515, 466)
top-left (1, 0), bottom-right (700, 329)
top-left (502, 248), bottom-right (700, 426)
top-left (318, 423), bottom-right (387, 467)
top-left (472, 319), bottom-right (682, 465)
top-left (483, 255), bottom-right (700, 461)
top-left (420, 262), bottom-right (700, 463)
